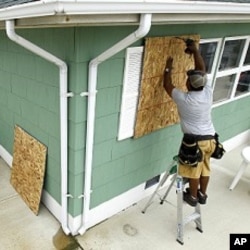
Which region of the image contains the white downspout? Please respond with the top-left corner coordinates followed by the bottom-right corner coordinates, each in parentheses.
top-left (5, 20), bottom-right (72, 235)
top-left (78, 13), bottom-right (152, 235)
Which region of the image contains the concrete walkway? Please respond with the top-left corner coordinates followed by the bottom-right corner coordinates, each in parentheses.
top-left (1, 143), bottom-right (250, 249)
top-left (0, 157), bottom-right (59, 249)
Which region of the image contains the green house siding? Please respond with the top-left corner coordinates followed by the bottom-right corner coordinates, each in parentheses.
top-left (0, 28), bottom-right (76, 210)
top-left (212, 97), bottom-right (250, 139)
top-left (0, 22), bottom-right (249, 218)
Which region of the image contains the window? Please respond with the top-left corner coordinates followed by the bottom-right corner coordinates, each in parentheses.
top-left (219, 39), bottom-right (245, 71)
top-left (235, 70), bottom-right (250, 96)
top-left (199, 39), bottom-right (222, 81)
top-left (200, 40), bottom-right (219, 74)
top-left (213, 74), bottom-right (236, 102)
top-left (214, 37), bottom-right (250, 103)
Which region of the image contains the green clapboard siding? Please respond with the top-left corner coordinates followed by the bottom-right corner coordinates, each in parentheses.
top-left (0, 22), bottom-right (249, 217)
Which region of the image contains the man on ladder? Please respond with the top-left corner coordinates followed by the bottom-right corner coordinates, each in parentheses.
top-left (163, 40), bottom-right (216, 208)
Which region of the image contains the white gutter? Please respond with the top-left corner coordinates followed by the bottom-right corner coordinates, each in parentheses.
top-left (78, 13), bottom-right (152, 235)
top-left (5, 20), bottom-right (73, 235)
top-left (1, 1), bottom-right (250, 22)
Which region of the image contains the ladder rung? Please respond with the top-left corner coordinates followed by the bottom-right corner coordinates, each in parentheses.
top-left (183, 212), bottom-right (201, 225)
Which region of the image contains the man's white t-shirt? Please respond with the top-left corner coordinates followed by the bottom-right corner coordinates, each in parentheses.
top-left (172, 83), bottom-right (215, 136)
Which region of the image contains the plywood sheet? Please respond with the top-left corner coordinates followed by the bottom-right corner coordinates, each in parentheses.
top-left (134, 35), bottom-right (200, 138)
top-left (10, 125), bottom-right (47, 215)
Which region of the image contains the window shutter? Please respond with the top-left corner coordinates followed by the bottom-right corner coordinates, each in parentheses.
top-left (118, 47), bottom-right (143, 140)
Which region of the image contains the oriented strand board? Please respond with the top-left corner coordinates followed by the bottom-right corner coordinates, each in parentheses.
top-left (134, 35), bottom-right (200, 138)
top-left (10, 125), bottom-right (47, 215)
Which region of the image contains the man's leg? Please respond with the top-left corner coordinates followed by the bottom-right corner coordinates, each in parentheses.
top-left (188, 178), bottom-right (199, 198)
top-left (199, 176), bottom-right (209, 195)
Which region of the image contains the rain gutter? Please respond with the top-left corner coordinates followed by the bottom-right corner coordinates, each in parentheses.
top-left (78, 13), bottom-right (152, 235)
top-left (1, 1), bottom-right (250, 24)
top-left (5, 20), bottom-right (73, 235)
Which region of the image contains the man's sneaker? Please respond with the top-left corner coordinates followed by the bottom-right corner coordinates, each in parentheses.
top-left (198, 190), bottom-right (208, 205)
top-left (183, 191), bottom-right (198, 207)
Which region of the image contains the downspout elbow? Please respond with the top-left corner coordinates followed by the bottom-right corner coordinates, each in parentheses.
top-left (134, 14), bottom-right (152, 39)
top-left (6, 20), bottom-right (17, 42)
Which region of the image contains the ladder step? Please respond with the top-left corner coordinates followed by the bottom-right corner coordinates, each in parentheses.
top-left (183, 212), bottom-right (201, 225)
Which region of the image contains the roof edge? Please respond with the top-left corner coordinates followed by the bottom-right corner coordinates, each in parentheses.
top-left (1, 1), bottom-right (250, 24)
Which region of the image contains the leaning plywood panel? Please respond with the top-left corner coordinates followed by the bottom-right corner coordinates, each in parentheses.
top-left (134, 35), bottom-right (200, 138)
top-left (10, 125), bottom-right (47, 215)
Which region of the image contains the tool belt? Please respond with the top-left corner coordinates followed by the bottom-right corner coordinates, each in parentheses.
top-left (187, 134), bottom-right (215, 141)
top-left (211, 133), bottom-right (226, 159)
top-left (178, 134), bottom-right (205, 167)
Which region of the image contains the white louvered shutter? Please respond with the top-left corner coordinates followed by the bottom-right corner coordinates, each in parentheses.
top-left (118, 47), bottom-right (143, 140)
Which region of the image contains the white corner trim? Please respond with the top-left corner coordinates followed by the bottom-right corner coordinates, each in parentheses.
top-left (42, 190), bottom-right (83, 236)
top-left (0, 145), bottom-right (12, 167)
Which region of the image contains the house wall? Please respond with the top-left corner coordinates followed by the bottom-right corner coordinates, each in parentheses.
top-left (0, 22), bottom-right (249, 219)
top-left (0, 27), bottom-right (76, 213)
top-left (83, 23), bottom-right (250, 211)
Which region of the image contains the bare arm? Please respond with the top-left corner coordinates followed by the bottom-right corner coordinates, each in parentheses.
top-left (163, 57), bottom-right (175, 97)
top-left (186, 42), bottom-right (206, 73)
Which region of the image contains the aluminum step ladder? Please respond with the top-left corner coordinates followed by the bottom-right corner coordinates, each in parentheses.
top-left (176, 175), bottom-right (203, 245)
top-left (142, 156), bottom-right (203, 245)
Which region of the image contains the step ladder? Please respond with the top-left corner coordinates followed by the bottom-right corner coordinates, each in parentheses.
top-left (176, 175), bottom-right (203, 245)
top-left (141, 156), bottom-right (203, 245)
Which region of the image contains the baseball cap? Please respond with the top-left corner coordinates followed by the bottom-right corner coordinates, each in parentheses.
top-left (187, 70), bottom-right (207, 89)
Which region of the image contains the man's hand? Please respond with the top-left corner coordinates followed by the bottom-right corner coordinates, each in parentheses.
top-left (163, 56), bottom-right (175, 97)
top-left (185, 40), bottom-right (198, 55)
top-left (186, 41), bottom-right (206, 72)
top-left (165, 56), bottom-right (173, 72)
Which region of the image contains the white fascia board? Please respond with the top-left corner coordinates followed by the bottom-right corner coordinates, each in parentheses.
top-left (57, 1), bottom-right (250, 15)
top-left (1, 1), bottom-right (250, 21)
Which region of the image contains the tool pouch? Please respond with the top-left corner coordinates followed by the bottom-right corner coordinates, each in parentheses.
top-left (178, 134), bottom-right (202, 167)
top-left (211, 133), bottom-right (226, 159)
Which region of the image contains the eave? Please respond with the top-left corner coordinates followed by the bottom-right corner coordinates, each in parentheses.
top-left (0, 0), bottom-right (250, 28)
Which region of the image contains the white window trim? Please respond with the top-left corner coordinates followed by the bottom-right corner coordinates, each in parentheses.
top-left (200, 38), bottom-right (223, 83)
top-left (213, 35), bottom-right (250, 107)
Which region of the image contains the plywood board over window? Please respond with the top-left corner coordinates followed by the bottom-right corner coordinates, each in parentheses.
top-left (10, 125), bottom-right (47, 215)
top-left (134, 35), bottom-right (200, 138)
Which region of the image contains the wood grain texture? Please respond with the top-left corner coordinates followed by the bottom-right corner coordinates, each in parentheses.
top-left (134, 35), bottom-right (200, 138)
top-left (10, 125), bottom-right (47, 215)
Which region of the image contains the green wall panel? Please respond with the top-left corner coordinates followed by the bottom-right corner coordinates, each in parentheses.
top-left (149, 23), bottom-right (250, 40)
top-left (212, 96), bottom-right (250, 141)
top-left (92, 158), bottom-right (125, 189)
top-left (68, 147), bottom-right (85, 175)
top-left (68, 120), bottom-right (86, 150)
top-left (94, 114), bottom-right (119, 144)
top-left (0, 22), bottom-right (249, 218)
top-left (0, 27), bottom-right (75, 212)
top-left (44, 175), bottom-right (61, 204)
top-left (75, 26), bottom-right (133, 62)
top-left (93, 140), bottom-right (113, 167)
top-left (95, 86), bottom-right (121, 117)
top-left (98, 58), bottom-right (125, 89)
